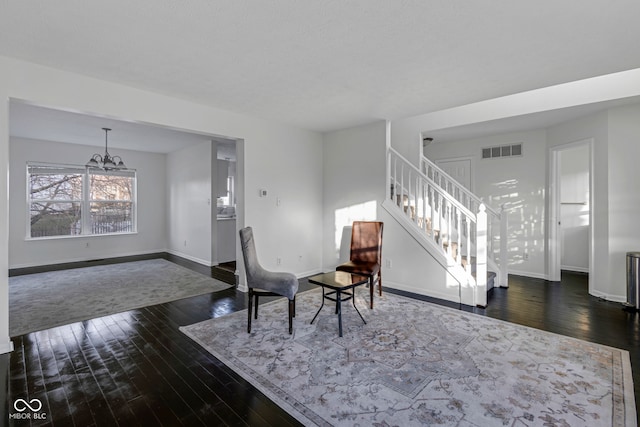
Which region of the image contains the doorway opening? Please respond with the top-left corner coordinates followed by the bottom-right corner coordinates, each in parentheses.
top-left (548, 139), bottom-right (593, 287)
top-left (212, 138), bottom-right (239, 285)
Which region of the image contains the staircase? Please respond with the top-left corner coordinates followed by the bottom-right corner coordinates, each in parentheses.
top-left (383, 147), bottom-right (508, 307)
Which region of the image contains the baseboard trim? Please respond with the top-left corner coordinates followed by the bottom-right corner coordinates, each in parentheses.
top-left (166, 250), bottom-right (212, 267)
top-left (508, 269), bottom-right (548, 280)
top-left (9, 249), bottom-right (168, 271)
top-left (382, 280), bottom-right (461, 304)
top-left (0, 339), bottom-right (14, 354)
top-left (589, 289), bottom-right (627, 303)
top-left (561, 265), bottom-right (589, 274)
top-left (9, 252), bottom-right (168, 276)
top-left (296, 268), bottom-right (323, 279)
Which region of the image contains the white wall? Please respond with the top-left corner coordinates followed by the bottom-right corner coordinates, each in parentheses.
top-left (9, 137), bottom-right (167, 268)
top-left (421, 103), bottom-right (640, 302)
top-left (243, 126), bottom-right (324, 279)
top-left (0, 83), bottom-right (11, 353)
top-left (322, 121), bottom-right (387, 271)
top-left (391, 70), bottom-right (640, 302)
top-left (321, 121), bottom-right (464, 301)
top-left (607, 103), bottom-right (640, 301)
top-left (424, 130), bottom-right (548, 278)
top-left (166, 141), bottom-right (213, 265)
top-left (391, 68), bottom-right (640, 162)
top-left (547, 112), bottom-right (609, 296)
top-left (0, 56), bottom-right (324, 352)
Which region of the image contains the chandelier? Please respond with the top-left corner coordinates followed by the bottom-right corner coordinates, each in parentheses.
top-left (85, 128), bottom-right (127, 170)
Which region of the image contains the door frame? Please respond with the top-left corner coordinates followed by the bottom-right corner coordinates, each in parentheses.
top-left (435, 156), bottom-right (474, 192)
top-left (548, 138), bottom-right (593, 285)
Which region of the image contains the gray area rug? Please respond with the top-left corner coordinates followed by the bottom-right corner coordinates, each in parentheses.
top-left (10, 259), bottom-right (232, 337)
top-left (181, 289), bottom-right (636, 427)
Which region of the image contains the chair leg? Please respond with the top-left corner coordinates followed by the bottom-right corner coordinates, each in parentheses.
top-left (288, 299), bottom-right (294, 334)
top-left (369, 276), bottom-right (374, 309)
top-left (378, 271), bottom-right (383, 296)
top-left (254, 295), bottom-right (259, 319)
top-left (247, 289), bottom-right (253, 333)
top-left (293, 295), bottom-right (296, 317)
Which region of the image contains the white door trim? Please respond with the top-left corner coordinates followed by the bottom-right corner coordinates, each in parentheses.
top-left (435, 156), bottom-right (474, 192)
top-left (548, 138), bottom-right (593, 285)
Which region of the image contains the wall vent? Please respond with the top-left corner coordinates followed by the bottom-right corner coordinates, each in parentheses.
top-left (482, 143), bottom-right (522, 159)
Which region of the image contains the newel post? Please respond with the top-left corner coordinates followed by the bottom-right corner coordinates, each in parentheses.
top-left (475, 204), bottom-right (488, 307)
top-left (386, 149), bottom-right (392, 201)
top-left (500, 204), bottom-right (509, 288)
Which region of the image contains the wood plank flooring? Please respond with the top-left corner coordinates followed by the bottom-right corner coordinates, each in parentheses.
top-left (1, 266), bottom-right (638, 426)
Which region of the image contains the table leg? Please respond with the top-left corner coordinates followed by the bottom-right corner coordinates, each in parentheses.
top-left (352, 289), bottom-right (367, 325)
top-left (310, 286), bottom-right (326, 325)
top-left (337, 289), bottom-right (343, 337)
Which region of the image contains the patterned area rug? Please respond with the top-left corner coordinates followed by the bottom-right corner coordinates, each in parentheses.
top-left (10, 259), bottom-right (232, 336)
top-left (181, 289), bottom-right (636, 427)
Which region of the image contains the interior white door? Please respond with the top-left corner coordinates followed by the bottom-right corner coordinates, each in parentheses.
top-left (436, 158), bottom-right (472, 190)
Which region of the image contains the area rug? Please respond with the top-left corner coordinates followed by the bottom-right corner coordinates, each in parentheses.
top-left (180, 289), bottom-right (636, 427)
top-left (10, 259), bottom-right (232, 336)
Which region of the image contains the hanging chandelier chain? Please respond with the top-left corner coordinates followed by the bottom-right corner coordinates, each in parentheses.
top-left (103, 127), bottom-right (111, 157)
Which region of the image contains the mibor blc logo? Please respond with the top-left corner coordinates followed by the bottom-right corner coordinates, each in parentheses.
top-left (9, 398), bottom-right (47, 420)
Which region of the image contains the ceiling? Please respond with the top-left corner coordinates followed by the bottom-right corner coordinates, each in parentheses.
top-left (9, 102), bottom-right (224, 153)
top-left (2, 1), bottom-right (640, 146)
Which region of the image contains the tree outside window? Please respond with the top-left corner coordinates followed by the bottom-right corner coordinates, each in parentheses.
top-left (28, 164), bottom-right (136, 238)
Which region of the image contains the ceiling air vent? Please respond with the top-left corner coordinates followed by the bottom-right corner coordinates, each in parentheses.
top-left (482, 143), bottom-right (522, 159)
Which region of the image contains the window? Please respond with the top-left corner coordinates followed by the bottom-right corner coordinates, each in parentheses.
top-left (28, 163), bottom-right (136, 238)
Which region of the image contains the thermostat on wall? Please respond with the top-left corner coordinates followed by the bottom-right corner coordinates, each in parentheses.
top-left (259, 189), bottom-right (268, 197)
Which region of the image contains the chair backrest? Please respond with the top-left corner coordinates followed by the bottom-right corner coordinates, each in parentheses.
top-left (350, 221), bottom-right (383, 265)
top-left (239, 226), bottom-right (263, 286)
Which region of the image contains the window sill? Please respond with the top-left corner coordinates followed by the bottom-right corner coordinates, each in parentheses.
top-left (25, 231), bottom-right (138, 242)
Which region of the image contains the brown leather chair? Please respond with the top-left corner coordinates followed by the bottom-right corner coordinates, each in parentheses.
top-left (336, 221), bottom-right (383, 309)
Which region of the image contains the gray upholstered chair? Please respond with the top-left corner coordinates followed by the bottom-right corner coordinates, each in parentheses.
top-left (239, 226), bottom-right (299, 334)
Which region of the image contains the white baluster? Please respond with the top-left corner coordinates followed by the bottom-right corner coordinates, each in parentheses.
top-left (475, 204), bottom-right (488, 307)
top-left (400, 163), bottom-right (404, 212)
top-left (422, 178), bottom-right (427, 232)
top-left (407, 170), bottom-right (412, 220)
top-left (465, 216), bottom-right (472, 273)
top-left (414, 175), bottom-right (420, 224)
top-left (456, 210), bottom-right (462, 265)
top-left (446, 201), bottom-right (452, 256)
top-left (387, 150), bottom-right (392, 201)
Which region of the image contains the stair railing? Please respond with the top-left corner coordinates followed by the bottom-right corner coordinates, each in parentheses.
top-left (421, 155), bottom-right (508, 288)
top-left (387, 147), bottom-right (489, 306)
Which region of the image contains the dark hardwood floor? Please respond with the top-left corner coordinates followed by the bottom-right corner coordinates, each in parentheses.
top-left (1, 266), bottom-right (638, 426)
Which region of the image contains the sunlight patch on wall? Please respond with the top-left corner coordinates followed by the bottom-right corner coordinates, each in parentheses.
top-left (334, 200), bottom-right (377, 260)
top-left (488, 180), bottom-right (547, 267)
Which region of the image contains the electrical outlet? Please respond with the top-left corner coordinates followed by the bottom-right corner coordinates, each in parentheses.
top-left (386, 259), bottom-right (392, 268)
top-left (184, 240), bottom-right (187, 247)
top-left (276, 257), bottom-right (281, 265)
top-left (85, 242), bottom-right (90, 248)
top-left (523, 252), bottom-right (529, 260)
